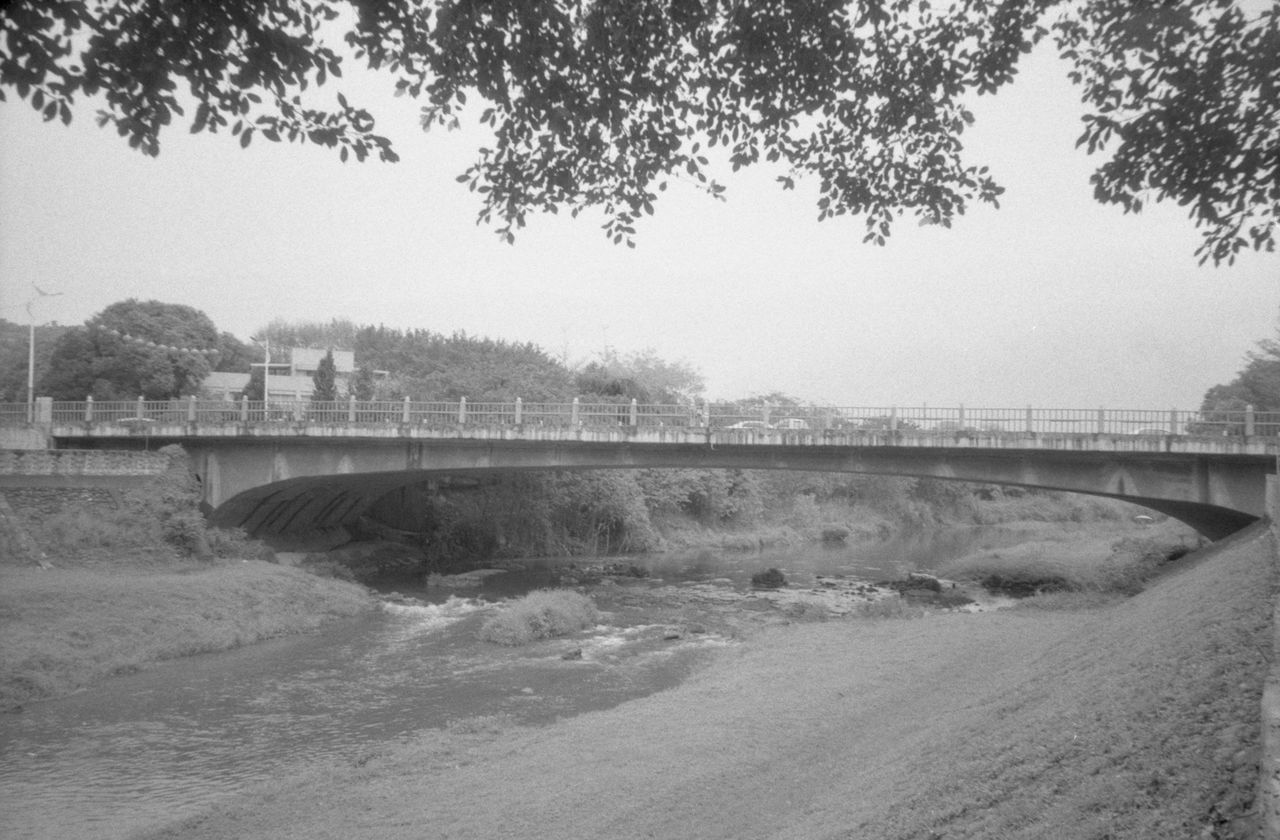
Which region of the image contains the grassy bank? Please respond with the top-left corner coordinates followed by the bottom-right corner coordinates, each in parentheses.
top-left (143, 524), bottom-right (1275, 840)
top-left (935, 519), bottom-right (1202, 599)
top-left (0, 561), bottom-right (373, 709)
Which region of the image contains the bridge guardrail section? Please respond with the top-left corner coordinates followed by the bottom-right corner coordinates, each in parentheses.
top-left (9, 399), bottom-right (1280, 440)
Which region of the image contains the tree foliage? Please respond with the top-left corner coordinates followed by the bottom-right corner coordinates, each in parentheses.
top-left (1200, 330), bottom-right (1280, 413)
top-left (311, 348), bottom-right (339, 401)
top-left (43, 299), bottom-right (221, 400)
top-left (3, 1), bottom-right (1275, 262)
top-left (0, 319), bottom-right (70, 402)
top-left (348, 363), bottom-right (377, 400)
top-left (576, 347), bottom-right (704, 404)
top-left (252, 318), bottom-right (574, 400)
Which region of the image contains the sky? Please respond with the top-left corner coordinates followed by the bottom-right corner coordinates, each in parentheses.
top-left (1, 40), bottom-right (1276, 410)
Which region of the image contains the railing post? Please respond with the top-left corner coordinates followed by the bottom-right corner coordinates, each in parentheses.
top-left (187, 394), bottom-right (197, 423)
top-left (1169, 408), bottom-right (1178, 436)
top-left (349, 395), bottom-right (356, 423)
top-left (514, 397), bottom-right (523, 425)
top-left (84, 395), bottom-right (93, 423)
top-left (958, 404), bottom-right (966, 431)
top-left (136, 395), bottom-right (145, 420)
top-left (630, 398), bottom-right (638, 426)
top-left (571, 397), bottom-right (580, 426)
top-left (1097, 407), bottom-right (1105, 435)
top-left (889, 406), bottom-right (898, 433)
top-left (1246, 404), bottom-right (1256, 437)
top-left (702, 403), bottom-right (710, 428)
top-left (34, 396), bottom-right (52, 425)
top-left (402, 395), bottom-right (411, 424)
top-left (240, 394), bottom-right (248, 422)
top-left (1025, 405), bottom-right (1033, 434)
top-left (458, 397), bottom-right (467, 425)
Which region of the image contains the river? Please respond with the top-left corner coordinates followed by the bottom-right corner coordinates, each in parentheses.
top-left (0, 529), bottom-right (1009, 840)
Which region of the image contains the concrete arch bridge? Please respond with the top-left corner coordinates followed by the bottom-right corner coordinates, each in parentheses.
top-left (16, 398), bottom-right (1280, 541)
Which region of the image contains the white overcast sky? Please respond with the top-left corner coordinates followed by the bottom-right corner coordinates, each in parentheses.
top-left (1, 42), bottom-right (1276, 409)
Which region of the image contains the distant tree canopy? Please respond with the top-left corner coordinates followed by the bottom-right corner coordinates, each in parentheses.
top-left (1201, 330), bottom-right (1280, 414)
top-left (576, 348), bottom-right (704, 404)
top-left (0, 319), bottom-right (70, 402)
top-left (44, 299), bottom-right (221, 400)
top-left (2, 1), bottom-right (1275, 262)
top-left (252, 318), bottom-right (576, 401)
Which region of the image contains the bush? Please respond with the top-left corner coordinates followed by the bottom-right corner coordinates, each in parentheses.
top-left (751, 568), bottom-right (787, 589)
top-left (478, 590), bottom-right (599, 646)
top-left (161, 509), bottom-right (212, 558)
top-left (205, 526), bottom-right (271, 560)
top-left (821, 526), bottom-right (850, 544)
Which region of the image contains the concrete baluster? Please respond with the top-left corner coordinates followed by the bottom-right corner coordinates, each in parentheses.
top-left (1169, 408), bottom-right (1178, 436)
top-left (702, 403), bottom-right (710, 428)
top-left (402, 395), bottom-right (411, 424)
top-left (1246, 404), bottom-right (1256, 437)
top-left (349, 395), bottom-right (356, 423)
top-left (889, 406), bottom-right (898, 433)
top-left (1097, 407), bottom-right (1106, 435)
top-left (188, 395), bottom-right (197, 423)
top-left (136, 395), bottom-right (145, 420)
top-left (572, 397), bottom-right (580, 426)
top-left (240, 395), bottom-right (248, 422)
top-left (958, 404), bottom-right (966, 431)
top-left (630, 399), bottom-right (638, 427)
top-left (459, 397), bottom-right (467, 425)
top-left (1026, 405), bottom-right (1033, 434)
top-left (514, 397), bottom-right (523, 425)
top-left (84, 395), bottom-right (93, 423)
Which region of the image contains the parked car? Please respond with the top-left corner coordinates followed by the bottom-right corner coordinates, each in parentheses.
top-left (775, 418), bottom-right (809, 430)
top-left (726, 420), bottom-right (771, 430)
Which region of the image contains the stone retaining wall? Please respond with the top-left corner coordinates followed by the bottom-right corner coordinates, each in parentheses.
top-left (0, 428), bottom-right (46, 450)
top-left (0, 449), bottom-right (169, 477)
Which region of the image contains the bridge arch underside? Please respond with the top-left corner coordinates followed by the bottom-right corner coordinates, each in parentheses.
top-left (200, 442), bottom-right (1272, 542)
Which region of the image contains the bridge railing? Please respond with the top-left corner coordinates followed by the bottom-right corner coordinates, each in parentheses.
top-left (0, 402), bottom-right (31, 425)
top-left (7, 399), bottom-right (1280, 439)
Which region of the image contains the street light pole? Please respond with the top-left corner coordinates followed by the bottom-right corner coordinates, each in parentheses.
top-left (250, 336), bottom-right (273, 410)
top-left (26, 319), bottom-right (34, 423)
top-left (260, 336), bottom-right (270, 404)
top-left (25, 284), bottom-right (63, 423)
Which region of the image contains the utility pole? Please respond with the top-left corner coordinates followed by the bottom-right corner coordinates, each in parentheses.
top-left (25, 284), bottom-right (62, 422)
top-left (249, 335), bottom-right (276, 407)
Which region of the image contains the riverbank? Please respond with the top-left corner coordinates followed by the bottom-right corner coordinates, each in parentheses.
top-left (0, 561), bottom-right (372, 710)
top-left (144, 524), bottom-right (1274, 840)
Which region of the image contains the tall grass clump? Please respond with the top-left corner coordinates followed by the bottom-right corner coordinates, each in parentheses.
top-left (478, 589), bottom-right (599, 646)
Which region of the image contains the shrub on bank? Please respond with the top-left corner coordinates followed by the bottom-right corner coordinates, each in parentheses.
top-left (478, 590), bottom-right (599, 646)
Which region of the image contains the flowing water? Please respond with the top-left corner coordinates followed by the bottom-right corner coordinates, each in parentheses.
top-left (0, 529), bottom-right (1010, 840)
